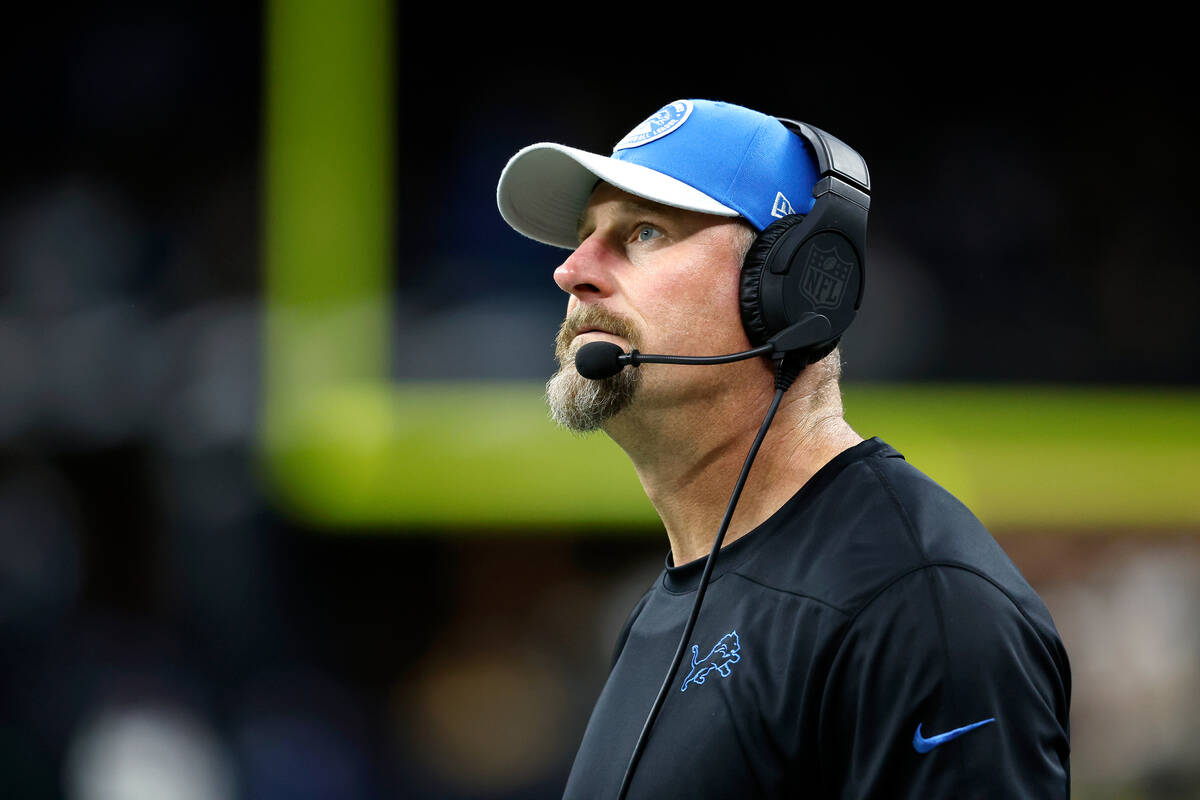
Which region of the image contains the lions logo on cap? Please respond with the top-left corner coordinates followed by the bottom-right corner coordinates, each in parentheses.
top-left (613, 100), bottom-right (693, 151)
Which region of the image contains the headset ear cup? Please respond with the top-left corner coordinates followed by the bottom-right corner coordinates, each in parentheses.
top-left (739, 214), bottom-right (809, 347)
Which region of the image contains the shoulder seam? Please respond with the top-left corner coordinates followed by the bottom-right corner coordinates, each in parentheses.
top-left (853, 458), bottom-right (1063, 654)
top-left (725, 571), bottom-right (852, 616)
top-left (844, 561), bottom-right (1047, 633)
top-left (864, 455), bottom-right (929, 563)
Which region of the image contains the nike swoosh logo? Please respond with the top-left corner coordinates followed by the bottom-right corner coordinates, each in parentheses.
top-left (912, 718), bottom-right (996, 753)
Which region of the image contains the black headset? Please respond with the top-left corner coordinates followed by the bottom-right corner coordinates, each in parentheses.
top-left (738, 119), bottom-right (871, 366)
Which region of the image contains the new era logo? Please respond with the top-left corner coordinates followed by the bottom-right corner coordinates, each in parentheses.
top-left (771, 192), bottom-right (793, 219)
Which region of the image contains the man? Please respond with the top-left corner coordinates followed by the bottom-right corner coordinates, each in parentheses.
top-left (496, 99), bottom-right (1071, 798)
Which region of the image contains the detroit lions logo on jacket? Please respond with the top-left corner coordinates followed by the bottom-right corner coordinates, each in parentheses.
top-left (681, 630), bottom-right (741, 692)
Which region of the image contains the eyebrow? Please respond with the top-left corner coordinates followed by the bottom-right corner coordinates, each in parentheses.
top-left (575, 197), bottom-right (672, 244)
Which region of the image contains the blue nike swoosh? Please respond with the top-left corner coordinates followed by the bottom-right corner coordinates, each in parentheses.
top-left (912, 718), bottom-right (996, 753)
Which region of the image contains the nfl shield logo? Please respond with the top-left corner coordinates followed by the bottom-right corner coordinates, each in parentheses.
top-left (799, 244), bottom-right (853, 310)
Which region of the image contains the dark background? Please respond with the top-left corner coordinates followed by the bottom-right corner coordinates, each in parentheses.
top-left (1, 5), bottom-right (1197, 799)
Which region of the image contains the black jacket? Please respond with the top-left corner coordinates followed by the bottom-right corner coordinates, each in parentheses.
top-left (563, 438), bottom-right (1071, 799)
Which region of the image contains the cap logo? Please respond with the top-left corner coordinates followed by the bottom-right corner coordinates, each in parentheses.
top-left (771, 192), bottom-right (794, 219)
top-left (613, 100), bottom-right (693, 151)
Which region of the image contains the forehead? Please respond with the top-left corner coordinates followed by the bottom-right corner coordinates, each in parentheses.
top-left (576, 183), bottom-right (722, 242)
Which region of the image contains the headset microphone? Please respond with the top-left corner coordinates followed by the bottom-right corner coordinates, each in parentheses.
top-left (574, 314), bottom-right (834, 380)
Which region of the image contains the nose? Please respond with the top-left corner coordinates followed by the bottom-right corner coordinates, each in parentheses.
top-left (553, 235), bottom-right (616, 301)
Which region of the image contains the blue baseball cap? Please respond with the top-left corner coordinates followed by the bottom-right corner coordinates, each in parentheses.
top-left (497, 99), bottom-right (820, 250)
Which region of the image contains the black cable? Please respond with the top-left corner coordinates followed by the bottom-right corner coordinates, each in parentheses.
top-left (616, 357), bottom-right (799, 799)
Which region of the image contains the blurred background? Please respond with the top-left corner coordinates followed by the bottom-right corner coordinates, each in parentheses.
top-left (1, 3), bottom-right (1197, 798)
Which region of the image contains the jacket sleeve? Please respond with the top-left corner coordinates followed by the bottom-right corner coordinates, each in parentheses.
top-left (817, 565), bottom-right (1071, 799)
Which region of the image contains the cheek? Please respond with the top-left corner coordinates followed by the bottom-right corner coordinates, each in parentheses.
top-left (645, 269), bottom-right (747, 351)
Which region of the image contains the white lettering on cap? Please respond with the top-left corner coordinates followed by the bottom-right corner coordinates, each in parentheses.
top-left (613, 100), bottom-right (694, 151)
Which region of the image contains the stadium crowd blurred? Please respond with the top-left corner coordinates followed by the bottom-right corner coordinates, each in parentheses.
top-left (1, 6), bottom-right (1197, 799)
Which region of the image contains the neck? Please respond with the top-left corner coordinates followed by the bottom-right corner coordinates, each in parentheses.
top-left (606, 364), bottom-right (863, 566)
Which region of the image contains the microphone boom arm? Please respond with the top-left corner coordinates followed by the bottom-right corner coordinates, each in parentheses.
top-left (621, 343), bottom-right (773, 368)
top-left (573, 313), bottom-right (834, 380)
top-left (617, 312), bottom-right (833, 369)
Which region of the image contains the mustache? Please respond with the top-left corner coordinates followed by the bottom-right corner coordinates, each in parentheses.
top-left (555, 307), bottom-right (640, 363)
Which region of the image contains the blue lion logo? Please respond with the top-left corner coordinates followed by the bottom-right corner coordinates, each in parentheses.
top-left (680, 630), bottom-right (741, 692)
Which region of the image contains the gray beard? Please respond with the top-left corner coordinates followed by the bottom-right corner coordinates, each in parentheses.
top-left (545, 350), bottom-right (640, 432)
top-left (545, 306), bottom-right (643, 432)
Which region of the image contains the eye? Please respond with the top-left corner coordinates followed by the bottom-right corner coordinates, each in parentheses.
top-left (634, 224), bottom-right (662, 243)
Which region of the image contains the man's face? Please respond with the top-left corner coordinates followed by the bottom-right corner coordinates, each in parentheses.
top-left (546, 183), bottom-right (757, 431)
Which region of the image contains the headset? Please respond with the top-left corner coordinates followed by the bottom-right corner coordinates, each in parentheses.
top-left (574, 120), bottom-right (870, 383)
top-left (610, 119), bottom-right (872, 799)
top-left (738, 119), bottom-right (870, 368)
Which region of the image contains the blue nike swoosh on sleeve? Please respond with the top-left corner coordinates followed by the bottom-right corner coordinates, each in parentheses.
top-left (912, 718), bottom-right (996, 753)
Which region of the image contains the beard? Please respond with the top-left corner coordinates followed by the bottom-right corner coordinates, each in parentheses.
top-left (545, 306), bottom-right (642, 432)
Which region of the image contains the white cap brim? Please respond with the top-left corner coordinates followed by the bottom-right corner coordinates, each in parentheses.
top-left (496, 143), bottom-right (739, 250)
